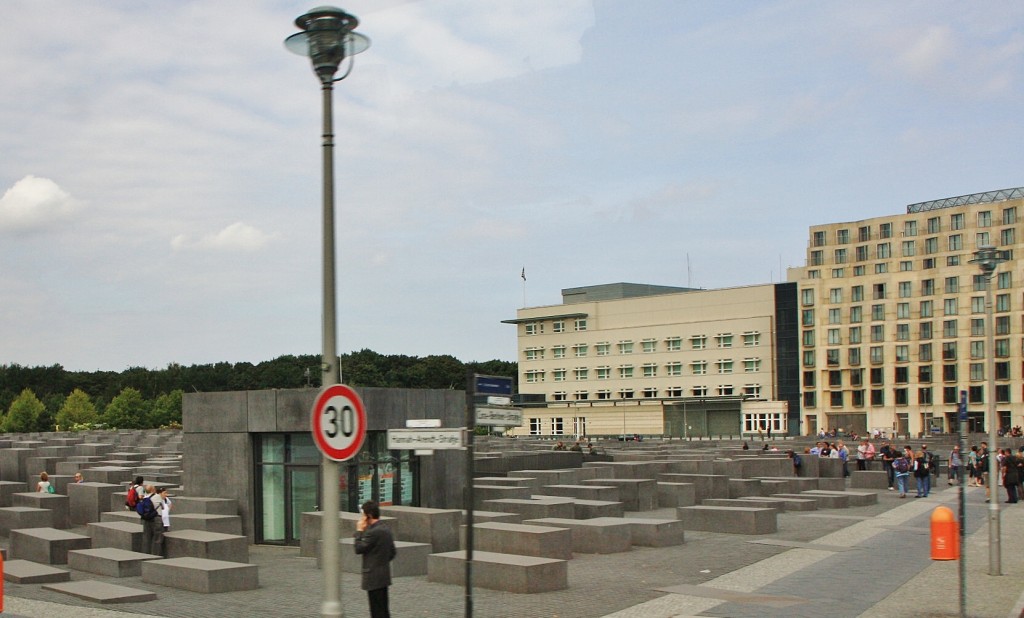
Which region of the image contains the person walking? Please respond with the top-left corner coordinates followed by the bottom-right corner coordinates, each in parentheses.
top-left (920, 444), bottom-right (934, 497)
top-left (1002, 449), bottom-right (1020, 504)
top-left (354, 500), bottom-right (396, 618)
top-left (948, 445), bottom-right (962, 485)
top-left (138, 484), bottom-right (165, 555)
top-left (158, 487), bottom-right (172, 534)
top-left (913, 450), bottom-right (929, 498)
top-left (893, 449), bottom-right (911, 498)
top-left (880, 441), bottom-right (896, 490)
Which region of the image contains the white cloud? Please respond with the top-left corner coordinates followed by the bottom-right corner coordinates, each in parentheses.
top-left (171, 222), bottom-right (275, 252)
top-left (0, 175), bottom-right (80, 233)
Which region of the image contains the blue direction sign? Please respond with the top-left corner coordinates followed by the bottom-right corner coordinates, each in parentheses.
top-left (958, 390), bottom-right (968, 421)
top-left (474, 374), bottom-right (512, 396)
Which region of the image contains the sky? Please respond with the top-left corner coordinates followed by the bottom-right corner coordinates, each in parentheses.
top-left (1, 1), bottom-right (1023, 372)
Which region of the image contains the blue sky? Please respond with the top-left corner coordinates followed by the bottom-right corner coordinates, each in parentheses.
top-left (1, 1), bottom-right (1022, 371)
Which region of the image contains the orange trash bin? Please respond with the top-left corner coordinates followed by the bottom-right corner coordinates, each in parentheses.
top-left (930, 505), bottom-right (959, 560)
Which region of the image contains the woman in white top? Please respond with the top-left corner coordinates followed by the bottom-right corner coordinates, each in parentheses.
top-left (158, 487), bottom-right (172, 531)
top-left (36, 471), bottom-right (51, 493)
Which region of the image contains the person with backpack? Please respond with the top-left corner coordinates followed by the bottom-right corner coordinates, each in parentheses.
top-left (920, 444), bottom-right (935, 497)
top-left (913, 450), bottom-right (930, 498)
top-left (893, 447), bottom-right (912, 498)
top-left (36, 472), bottom-right (54, 493)
top-left (138, 484), bottom-right (165, 555)
top-left (126, 476), bottom-right (145, 510)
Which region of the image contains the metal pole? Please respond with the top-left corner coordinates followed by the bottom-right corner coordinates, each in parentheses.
top-left (320, 79), bottom-right (344, 618)
top-left (464, 372), bottom-right (475, 618)
top-left (958, 390), bottom-right (967, 618)
top-left (984, 271), bottom-right (1001, 576)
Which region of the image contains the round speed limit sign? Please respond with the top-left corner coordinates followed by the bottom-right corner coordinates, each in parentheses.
top-left (311, 384), bottom-right (367, 461)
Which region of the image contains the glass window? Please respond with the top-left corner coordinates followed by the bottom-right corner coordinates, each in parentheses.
top-left (851, 285), bottom-right (864, 301)
top-left (904, 220), bottom-right (918, 236)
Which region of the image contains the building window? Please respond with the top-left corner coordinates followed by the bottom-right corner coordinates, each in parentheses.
top-left (619, 389), bottom-right (635, 399)
top-left (979, 210), bottom-right (992, 227)
top-left (924, 237), bottom-right (939, 254)
top-left (996, 294), bottom-right (1010, 312)
top-left (870, 346), bottom-right (884, 364)
top-left (871, 325), bottom-right (885, 342)
top-left (996, 338), bottom-right (1010, 357)
top-left (829, 308), bottom-right (842, 324)
top-left (894, 388), bottom-right (909, 406)
top-left (813, 230), bottom-right (826, 246)
top-left (617, 341), bottom-right (633, 355)
top-left (574, 368), bottom-right (588, 380)
top-left (525, 370), bottom-right (545, 383)
top-left (969, 385), bottom-right (984, 404)
top-left (856, 245), bottom-right (869, 261)
top-left (691, 335), bottom-right (707, 349)
top-left (716, 334), bottom-right (734, 348)
top-left (618, 365), bottom-right (634, 379)
top-left (828, 328), bottom-right (841, 345)
top-left (943, 320), bottom-right (958, 338)
top-left (643, 388), bottom-right (658, 399)
top-left (877, 243), bottom-right (891, 258)
top-left (971, 318), bottom-right (985, 336)
top-left (829, 288), bottom-right (843, 303)
top-left (744, 358), bottom-right (761, 373)
top-left (853, 265), bottom-right (866, 276)
top-left (596, 366), bottom-right (611, 380)
top-left (920, 300), bottom-right (934, 317)
top-left (804, 392), bottom-right (816, 408)
top-left (552, 392), bottom-right (567, 401)
top-left (896, 345), bottom-right (910, 362)
top-left (849, 326), bottom-right (862, 343)
top-left (942, 342), bottom-right (957, 360)
top-left (871, 389), bottom-right (885, 406)
top-left (525, 322), bottom-right (543, 335)
top-left (835, 248), bottom-right (848, 264)
top-left (1001, 228), bottom-right (1015, 245)
top-left (743, 384), bottom-right (762, 398)
top-left (948, 234), bottom-right (963, 251)
top-left (902, 240), bottom-right (916, 257)
top-left (595, 390), bottom-right (611, 400)
top-left (524, 347), bottom-right (544, 361)
top-left (872, 304), bottom-right (885, 321)
top-left (897, 303), bottom-right (910, 319)
top-left (919, 365), bottom-right (933, 383)
top-left (920, 322), bottom-right (933, 339)
top-left (849, 347), bottom-right (862, 365)
top-left (573, 344), bottom-right (588, 357)
top-left (996, 315), bottom-right (1010, 335)
top-left (896, 323), bottom-right (910, 341)
top-left (692, 385), bottom-right (708, 397)
top-left (553, 369), bottom-right (566, 382)
top-left (803, 351), bottom-right (815, 367)
top-left (920, 343), bottom-right (933, 361)
top-left (880, 222), bottom-right (893, 238)
top-left (642, 363), bottom-right (657, 378)
top-left (595, 342), bottom-right (610, 356)
top-left (859, 226), bottom-right (871, 242)
top-left (837, 229), bottom-right (851, 244)
top-left (998, 271), bottom-right (1012, 289)
top-left (666, 387), bottom-right (684, 397)
top-left (900, 261), bottom-right (913, 272)
top-left (830, 391), bottom-right (844, 407)
top-left (811, 250), bottom-right (824, 266)
top-left (718, 385), bottom-right (735, 396)
top-left (641, 339), bottom-right (657, 353)
top-left (691, 361), bottom-right (707, 375)
top-left (551, 418), bottom-right (564, 435)
top-left (832, 268), bottom-right (844, 278)
top-left (529, 418), bottom-right (541, 435)
top-left (743, 332), bottom-right (760, 346)
top-left (553, 345), bottom-right (566, 359)
top-left (944, 298), bottom-right (958, 316)
top-left (574, 391), bottom-right (589, 401)
top-left (970, 363), bottom-right (985, 381)
top-left (927, 217), bottom-right (941, 233)
top-left (665, 337), bottom-right (682, 351)
top-left (1003, 207), bottom-right (1017, 225)
top-left (574, 319), bottom-right (587, 332)
top-left (850, 306), bottom-right (863, 323)
top-left (552, 320), bottom-right (565, 333)
top-left (666, 362), bottom-right (683, 376)
top-left (873, 283), bottom-right (887, 300)
top-left (977, 231), bottom-right (990, 247)
top-left (802, 310), bottom-right (815, 326)
top-left (951, 213), bottom-right (965, 230)
top-left (716, 360), bottom-right (734, 374)
top-left (945, 277), bottom-right (959, 294)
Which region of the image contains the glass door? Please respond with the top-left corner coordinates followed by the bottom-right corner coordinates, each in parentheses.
top-left (256, 433), bottom-right (321, 546)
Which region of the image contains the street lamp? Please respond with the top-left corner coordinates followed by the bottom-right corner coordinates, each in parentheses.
top-left (969, 244), bottom-right (1009, 576)
top-left (285, 7), bottom-right (369, 617)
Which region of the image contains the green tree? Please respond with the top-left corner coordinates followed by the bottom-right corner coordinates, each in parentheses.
top-left (102, 387), bottom-right (151, 429)
top-left (55, 389), bottom-right (99, 430)
top-left (4, 388), bottom-right (44, 433)
top-left (149, 390), bottom-right (183, 427)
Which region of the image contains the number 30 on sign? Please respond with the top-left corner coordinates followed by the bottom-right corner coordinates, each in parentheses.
top-left (311, 384), bottom-right (367, 461)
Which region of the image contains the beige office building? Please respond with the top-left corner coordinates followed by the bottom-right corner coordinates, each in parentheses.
top-left (504, 282), bottom-right (800, 439)
top-left (791, 187), bottom-right (1024, 438)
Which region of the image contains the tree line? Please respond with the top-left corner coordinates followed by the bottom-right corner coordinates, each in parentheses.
top-left (0, 350), bottom-right (517, 432)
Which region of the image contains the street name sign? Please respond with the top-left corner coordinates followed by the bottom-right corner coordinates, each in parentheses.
top-left (475, 405), bottom-right (523, 427)
top-left (387, 428), bottom-right (465, 450)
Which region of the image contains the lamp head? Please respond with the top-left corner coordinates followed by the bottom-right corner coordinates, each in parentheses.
top-left (970, 244), bottom-right (1009, 277)
top-left (285, 6), bottom-right (369, 84)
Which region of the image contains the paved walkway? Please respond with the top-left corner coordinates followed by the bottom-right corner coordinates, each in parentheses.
top-left (2, 484), bottom-right (1022, 617)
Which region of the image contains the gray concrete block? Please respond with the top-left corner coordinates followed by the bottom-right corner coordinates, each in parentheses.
top-left (461, 521), bottom-right (573, 559)
top-left (473, 484), bottom-right (531, 507)
top-left (0, 481), bottom-right (29, 506)
top-left (851, 470), bottom-right (890, 489)
top-left (10, 527), bottom-right (91, 564)
top-left (75, 443), bottom-right (118, 456)
top-left (773, 493), bottom-right (850, 509)
top-left (522, 517), bottom-right (632, 554)
top-left (87, 521), bottom-right (144, 552)
top-left (738, 496), bottom-right (817, 511)
top-left (481, 498), bottom-right (576, 522)
top-left (165, 529), bottom-right (249, 563)
top-left (0, 506), bottom-right (54, 535)
top-left (3, 559), bottom-right (72, 584)
top-left (43, 579), bottom-right (157, 603)
top-left (26, 456), bottom-right (62, 477)
top-left (67, 547), bottom-right (162, 577)
top-left (316, 538), bottom-right (430, 577)
top-left (817, 477), bottom-right (848, 491)
top-left (142, 557), bottom-right (259, 593)
top-left (170, 496), bottom-right (238, 515)
top-left (728, 478), bottom-right (764, 498)
top-left (172, 514), bottom-right (243, 536)
top-left (428, 550), bottom-right (567, 593)
top-left (676, 506), bottom-right (777, 535)
top-left (582, 479), bottom-right (656, 511)
top-left (100, 510), bottom-right (143, 525)
top-left (657, 482), bottom-right (696, 507)
top-left (68, 482), bottom-right (121, 525)
top-left (539, 484), bottom-right (620, 502)
top-left (656, 474), bottom-right (728, 501)
top-left (13, 492), bottom-right (70, 529)
top-left (568, 499), bottom-right (624, 519)
top-left (592, 516), bottom-right (685, 547)
top-left (379, 505), bottom-right (461, 552)
top-left (803, 490), bottom-right (877, 507)
top-left (0, 449), bottom-right (33, 482)
top-left (81, 467), bottom-right (134, 485)
top-left (299, 511), bottom-right (400, 558)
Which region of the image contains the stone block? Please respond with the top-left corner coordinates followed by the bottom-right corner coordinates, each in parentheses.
top-left (42, 580), bottom-right (157, 603)
top-left (480, 497), bottom-right (576, 522)
top-left (473, 485), bottom-right (531, 507)
top-left (569, 499), bottom-right (624, 519)
top-left (299, 511), bottom-right (399, 558)
top-left (165, 529), bottom-right (249, 563)
top-left (75, 443), bottom-right (118, 456)
top-left (0, 506), bottom-right (54, 535)
top-left (460, 509), bottom-right (520, 525)
top-left (170, 496), bottom-right (238, 516)
top-left (67, 547), bottom-right (162, 577)
top-left (317, 538), bottom-right (430, 577)
top-left (803, 490), bottom-right (877, 507)
top-left (3, 559), bottom-right (71, 584)
top-left (9, 527), bottom-right (91, 564)
top-left (538, 484), bottom-right (620, 502)
top-left (141, 557), bottom-right (259, 593)
top-left (772, 492), bottom-right (849, 509)
top-left (88, 521), bottom-right (144, 552)
top-left (68, 482), bottom-right (121, 525)
top-left (101, 510), bottom-right (143, 525)
top-left (81, 467), bottom-right (134, 485)
top-left (522, 517), bottom-right (632, 553)
top-left (172, 514), bottom-right (243, 536)
top-left (676, 506), bottom-right (777, 535)
top-left (851, 470), bottom-right (890, 490)
top-left (582, 479), bottom-right (656, 511)
top-left (461, 521), bottom-right (573, 559)
top-left (0, 449), bottom-right (33, 482)
top-left (13, 492), bottom-right (70, 528)
top-left (0, 481), bottom-right (29, 507)
top-left (737, 496), bottom-right (817, 511)
top-left (665, 459), bottom-right (714, 475)
top-left (728, 478), bottom-right (764, 498)
top-left (379, 505), bottom-right (461, 552)
top-left (428, 550), bottom-right (567, 593)
top-left (704, 498), bottom-right (781, 512)
top-left (656, 474), bottom-right (728, 501)
top-left (26, 456), bottom-right (62, 478)
top-left (593, 516), bottom-right (685, 547)
top-left (657, 482), bottom-right (696, 507)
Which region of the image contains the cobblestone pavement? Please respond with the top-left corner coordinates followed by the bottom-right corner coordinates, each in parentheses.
top-left (3, 484), bottom-right (1022, 618)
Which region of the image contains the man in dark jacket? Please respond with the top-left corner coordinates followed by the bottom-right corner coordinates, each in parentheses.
top-left (354, 500), bottom-right (396, 618)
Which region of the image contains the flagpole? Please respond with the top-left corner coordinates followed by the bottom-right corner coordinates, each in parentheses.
top-left (521, 267), bottom-right (527, 307)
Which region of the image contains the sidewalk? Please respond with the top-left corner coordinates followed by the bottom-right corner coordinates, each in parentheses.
top-left (2, 484), bottom-right (1021, 618)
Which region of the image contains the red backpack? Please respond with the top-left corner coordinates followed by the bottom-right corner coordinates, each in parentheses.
top-left (125, 484), bottom-right (140, 509)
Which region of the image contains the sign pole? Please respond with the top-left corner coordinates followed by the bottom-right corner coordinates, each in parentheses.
top-left (464, 371), bottom-right (475, 618)
top-left (958, 390), bottom-right (967, 618)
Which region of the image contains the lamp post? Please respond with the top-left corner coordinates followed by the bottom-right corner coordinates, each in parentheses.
top-left (285, 7), bottom-right (369, 617)
top-left (970, 244), bottom-right (1008, 576)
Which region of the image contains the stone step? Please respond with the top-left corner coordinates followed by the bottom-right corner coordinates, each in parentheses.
top-left (9, 527), bottom-right (91, 564)
top-left (43, 580), bottom-right (157, 603)
top-left (141, 557), bottom-right (259, 593)
top-left (427, 550), bottom-right (567, 593)
top-left (3, 559), bottom-right (71, 583)
top-left (164, 529), bottom-right (249, 563)
top-left (172, 513), bottom-right (243, 535)
top-left (68, 547), bottom-right (162, 577)
top-left (88, 520), bottom-right (144, 552)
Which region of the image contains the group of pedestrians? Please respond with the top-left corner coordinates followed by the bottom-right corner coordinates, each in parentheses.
top-left (878, 441), bottom-right (1024, 503)
top-left (127, 476), bottom-right (172, 555)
